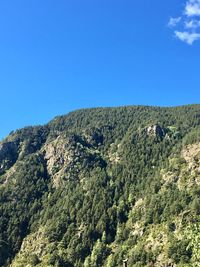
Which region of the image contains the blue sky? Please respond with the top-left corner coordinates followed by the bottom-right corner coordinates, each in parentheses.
top-left (0, 0), bottom-right (200, 139)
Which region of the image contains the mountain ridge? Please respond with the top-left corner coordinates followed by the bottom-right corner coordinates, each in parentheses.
top-left (0, 105), bottom-right (200, 267)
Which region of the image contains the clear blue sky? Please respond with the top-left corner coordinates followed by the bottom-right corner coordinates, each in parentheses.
top-left (0, 0), bottom-right (200, 140)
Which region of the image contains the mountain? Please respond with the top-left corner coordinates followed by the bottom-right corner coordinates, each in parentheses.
top-left (0, 105), bottom-right (200, 267)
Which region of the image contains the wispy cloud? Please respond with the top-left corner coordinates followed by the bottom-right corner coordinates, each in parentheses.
top-left (168, 0), bottom-right (200, 45)
top-left (175, 31), bottom-right (200, 44)
top-left (185, 19), bottom-right (200, 29)
top-left (168, 17), bottom-right (181, 27)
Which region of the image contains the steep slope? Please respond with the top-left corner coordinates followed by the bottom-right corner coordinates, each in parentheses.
top-left (0, 105), bottom-right (200, 267)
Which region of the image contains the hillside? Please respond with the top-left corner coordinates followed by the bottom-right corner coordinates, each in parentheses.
top-left (0, 105), bottom-right (200, 267)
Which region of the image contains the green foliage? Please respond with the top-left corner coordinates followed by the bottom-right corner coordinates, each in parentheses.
top-left (168, 238), bottom-right (192, 264)
top-left (0, 105), bottom-right (200, 267)
top-left (182, 126), bottom-right (200, 146)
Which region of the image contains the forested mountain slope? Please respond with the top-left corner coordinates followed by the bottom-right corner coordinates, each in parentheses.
top-left (0, 105), bottom-right (200, 267)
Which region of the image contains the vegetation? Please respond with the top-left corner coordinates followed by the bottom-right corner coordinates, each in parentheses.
top-left (0, 105), bottom-right (200, 266)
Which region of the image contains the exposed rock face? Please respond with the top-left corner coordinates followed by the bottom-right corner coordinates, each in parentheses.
top-left (181, 142), bottom-right (200, 165)
top-left (43, 135), bottom-right (74, 176)
top-left (43, 134), bottom-right (106, 187)
top-left (43, 135), bottom-right (84, 187)
top-left (146, 124), bottom-right (166, 139)
top-left (180, 142), bottom-right (200, 187)
top-left (161, 142), bottom-right (200, 191)
top-left (108, 143), bottom-right (121, 163)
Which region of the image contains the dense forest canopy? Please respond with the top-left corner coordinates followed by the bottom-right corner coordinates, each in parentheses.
top-left (0, 105), bottom-right (200, 267)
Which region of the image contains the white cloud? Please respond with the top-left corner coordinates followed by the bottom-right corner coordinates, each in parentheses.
top-left (185, 19), bottom-right (200, 28)
top-left (168, 17), bottom-right (181, 27)
top-left (168, 0), bottom-right (200, 44)
top-left (175, 30), bottom-right (200, 44)
top-left (185, 0), bottom-right (200, 17)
